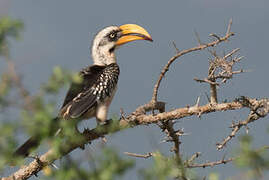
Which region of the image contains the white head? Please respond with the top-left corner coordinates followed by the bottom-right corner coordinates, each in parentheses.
top-left (91, 24), bottom-right (153, 66)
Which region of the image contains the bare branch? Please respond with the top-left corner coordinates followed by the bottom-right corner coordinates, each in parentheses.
top-left (184, 152), bottom-right (201, 164)
top-left (172, 41), bottom-right (180, 53)
top-left (186, 157), bottom-right (234, 168)
top-left (223, 48), bottom-right (240, 60)
top-left (124, 152), bottom-right (153, 159)
top-left (209, 81), bottom-right (218, 104)
top-left (159, 121), bottom-right (182, 159)
top-left (186, 145), bottom-right (269, 169)
top-left (217, 97), bottom-right (269, 150)
top-left (151, 21), bottom-right (235, 104)
top-left (194, 78), bottom-right (219, 85)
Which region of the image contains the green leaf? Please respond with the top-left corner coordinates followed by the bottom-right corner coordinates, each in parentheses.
top-left (0, 17), bottom-right (23, 55)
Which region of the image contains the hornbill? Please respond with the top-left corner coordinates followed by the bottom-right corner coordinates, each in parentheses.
top-left (15, 24), bottom-right (152, 157)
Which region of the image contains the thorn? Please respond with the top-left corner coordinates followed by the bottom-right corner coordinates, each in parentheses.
top-left (172, 41), bottom-right (180, 53)
top-left (245, 126), bottom-right (249, 134)
top-left (223, 48), bottom-right (240, 59)
top-left (226, 18), bottom-right (233, 35)
top-left (197, 112), bottom-right (202, 118)
top-left (209, 33), bottom-right (221, 41)
top-left (194, 30), bottom-right (202, 45)
top-left (195, 96), bottom-right (201, 107)
top-left (51, 163), bottom-right (59, 169)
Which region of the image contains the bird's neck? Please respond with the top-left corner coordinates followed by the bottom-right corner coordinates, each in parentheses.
top-left (92, 47), bottom-right (117, 66)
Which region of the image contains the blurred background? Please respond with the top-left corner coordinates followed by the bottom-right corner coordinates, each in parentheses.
top-left (1, 0), bottom-right (268, 179)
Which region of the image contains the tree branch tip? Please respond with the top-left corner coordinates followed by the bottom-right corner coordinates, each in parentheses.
top-left (124, 152), bottom-right (153, 159)
top-left (172, 41), bottom-right (180, 53)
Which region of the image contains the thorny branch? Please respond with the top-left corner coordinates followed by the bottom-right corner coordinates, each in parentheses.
top-left (217, 97), bottom-right (269, 150)
top-left (4, 97), bottom-right (268, 180)
top-left (151, 19), bottom-right (234, 104)
top-left (158, 120), bottom-right (189, 180)
top-left (159, 121), bottom-right (183, 159)
top-left (194, 47), bottom-right (244, 104)
top-left (185, 145), bottom-right (269, 169)
top-left (186, 157), bottom-right (234, 168)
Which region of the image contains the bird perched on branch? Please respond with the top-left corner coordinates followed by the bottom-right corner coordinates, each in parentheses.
top-left (15, 24), bottom-right (152, 157)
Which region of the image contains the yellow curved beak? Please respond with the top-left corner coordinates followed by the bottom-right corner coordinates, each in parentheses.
top-left (116, 24), bottom-right (153, 46)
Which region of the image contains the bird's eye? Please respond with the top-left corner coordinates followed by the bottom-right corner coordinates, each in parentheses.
top-left (109, 33), bottom-right (116, 39)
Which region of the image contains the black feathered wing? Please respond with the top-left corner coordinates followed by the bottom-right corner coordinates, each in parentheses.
top-left (60, 65), bottom-right (105, 119)
top-left (60, 63), bottom-right (119, 119)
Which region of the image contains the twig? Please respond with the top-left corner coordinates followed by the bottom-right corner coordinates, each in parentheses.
top-left (159, 121), bottom-right (181, 159)
top-left (217, 97), bottom-right (269, 150)
top-left (187, 145), bottom-right (269, 169)
top-left (172, 41), bottom-right (180, 53)
top-left (209, 80), bottom-right (218, 104)
top-left (151, 19), bottom-right (234, 104)
top-left (186, 157), bottom-right (234, 168)
top-left (216, 122), bottom-right (241, 150)
top-left (223, 48), bottom-right (240, 60)
top-left (124, 152), bottom-right (153, 159)
top-left (194, 78), bottom-right (219, 85)
top-left (184, 152), bottom-right (201, 165)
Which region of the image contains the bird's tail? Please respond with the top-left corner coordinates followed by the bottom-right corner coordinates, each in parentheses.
top-left (14, 136), bottom-right (39, 157)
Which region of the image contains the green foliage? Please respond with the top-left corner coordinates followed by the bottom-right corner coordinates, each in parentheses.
top-left (42, 66), bottom-right (82, 94)
top-left (43, 148), bottom-right (134, 180)
top-left (0, 16), bottom-right (23, 55)
top-left (20, 64), bottom-right (83, 141)
top-left (18, 68), bottom-right (81, 157)
top-left (21, 97), bottom-right (56, 139)
top-left (234, 135), bottom-right (269, 178)
top-left (0, 73), bottom-right (11, 107)
top-left (140, 151), bottom-right (187, 180)
top-left (0, 122), bottom-right (22, 170)
top-left (0, 16), bottom-right (24, 169)
top-left (0, 17), bottom-right (23, 106)
top-left (92, 148), bottom-right (134, 180)
top-left (208, 173), bottom-right (219, 180)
